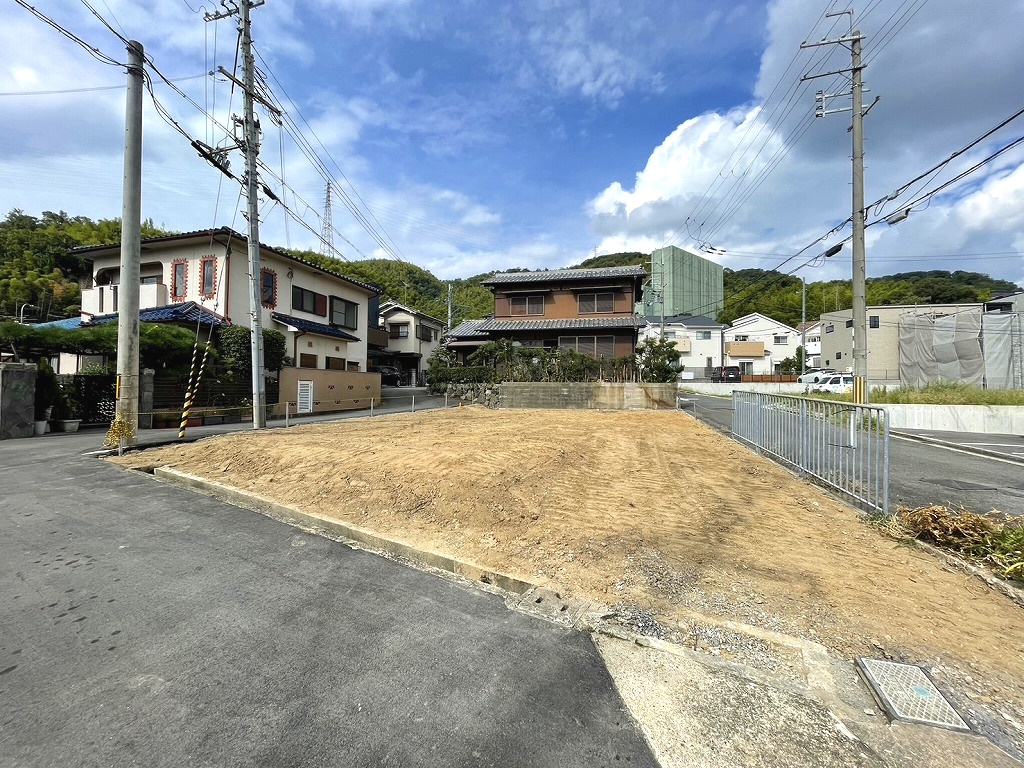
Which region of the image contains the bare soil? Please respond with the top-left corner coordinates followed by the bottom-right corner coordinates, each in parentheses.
top-left (112, 407), bottom-right (1024, 714)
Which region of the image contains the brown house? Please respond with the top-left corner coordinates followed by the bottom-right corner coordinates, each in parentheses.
top-left (469, 266), bottom-right (647, 357)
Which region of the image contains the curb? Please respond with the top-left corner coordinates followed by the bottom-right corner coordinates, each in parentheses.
top-left (891, 431), bottom-right (1024, 466)
top-left (152, 466), bottom-right (537, 596)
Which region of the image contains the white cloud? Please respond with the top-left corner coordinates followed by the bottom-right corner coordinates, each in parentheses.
top-left (586, 0), bottom-right (1024, 286)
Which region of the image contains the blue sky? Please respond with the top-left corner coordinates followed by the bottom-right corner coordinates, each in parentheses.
top-left (2, 0), bottom-right (1023, 288)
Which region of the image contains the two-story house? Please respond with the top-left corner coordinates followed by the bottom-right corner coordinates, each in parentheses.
top-left (474, 266), bottom-right (647, 356)
top-left (73, 227), bottom-right (382, 373)
top-left (723, 312), bottom-right (800, 375)
top-left (378, 301), bottom-right (446, 385)
top-left (640, 314), bottom-right (726, 378)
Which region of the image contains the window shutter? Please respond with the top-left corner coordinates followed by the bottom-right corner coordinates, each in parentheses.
top-left (315, 293), bottom-right (328, 316)
top-left (597, 293), bottom-right (614, 312)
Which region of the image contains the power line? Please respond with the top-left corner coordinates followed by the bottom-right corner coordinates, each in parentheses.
top-left (0, 72), bottom-right (207, 97)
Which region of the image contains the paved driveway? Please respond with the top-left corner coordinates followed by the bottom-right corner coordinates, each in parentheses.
top-left (0, 436), bottom-right (656, 768)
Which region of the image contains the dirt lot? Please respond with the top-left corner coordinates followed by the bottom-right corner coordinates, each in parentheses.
top-left (112, 407), bottom-right (1024, 714)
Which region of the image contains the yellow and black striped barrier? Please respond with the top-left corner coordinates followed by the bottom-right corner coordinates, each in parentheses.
top-left (853, 375), bottom-right (867, 404)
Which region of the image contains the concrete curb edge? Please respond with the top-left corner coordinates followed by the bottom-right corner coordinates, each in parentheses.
top-left (152, 466), bottom-right (537, 596)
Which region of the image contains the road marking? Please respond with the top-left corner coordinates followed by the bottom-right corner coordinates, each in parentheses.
top-left (963, 442), bottom-right (1024, 448)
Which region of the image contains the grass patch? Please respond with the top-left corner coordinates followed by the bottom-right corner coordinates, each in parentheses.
top-left (806, 381), bottom-right (1024, 406)
top-left (873, 504), bottom-right (1024, 582)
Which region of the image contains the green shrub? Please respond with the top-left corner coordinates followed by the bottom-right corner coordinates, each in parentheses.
top-left (426, 365), bottom-right (497, 391)
top-left (34, 359), bottom-right (61, 420)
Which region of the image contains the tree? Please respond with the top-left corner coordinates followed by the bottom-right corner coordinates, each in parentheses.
top-left (634, 337), bottom-right (681, 383)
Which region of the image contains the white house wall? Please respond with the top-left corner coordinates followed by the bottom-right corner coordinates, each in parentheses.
top-left (83, 238), bottom-right (375, 371)
top-left (723, 314), bottom-right (800, 375)
top-left (640, 325), bottom-right (722, 375)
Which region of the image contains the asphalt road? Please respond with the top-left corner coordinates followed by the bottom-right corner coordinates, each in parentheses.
top-left (0, 433), bottom-right (656, 768)
top-left (681, 393), bottom-right (1024, 516)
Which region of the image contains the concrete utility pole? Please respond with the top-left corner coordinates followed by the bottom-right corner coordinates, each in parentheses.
top-left (801, 8), bottom-right (874, 403)
top-left (801, 276), bottom-right (806, 375)
top-left (447, 283), bottom-right (453, 330)
top-left (115, 40), bottom-right (144, 442)
top-left (207, 1), bottom-right (267, 427)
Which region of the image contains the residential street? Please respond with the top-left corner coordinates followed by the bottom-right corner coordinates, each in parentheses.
top-left (681, 393), bottom-right (1024, 517)
top-left (0, 431), bottom-right (656, 768)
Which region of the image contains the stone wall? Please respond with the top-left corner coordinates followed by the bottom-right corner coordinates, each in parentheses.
top-left (444, 383), bottom-right (500, 408)
top-left (0, 363), bottom-right (37, 440)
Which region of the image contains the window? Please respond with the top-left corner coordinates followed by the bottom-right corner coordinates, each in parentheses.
top-left (869, 315), bottom-right (880, 329)
top-left (734, 334), bottom-right (749, 341)
top-left (389, 323), bottom-right (409, 339)
top-left (326, 356), bottom-right (346, 370)
top-left (696, 331), bottom-right (712, 340)
top-left (299, 353), bottom-right (318, 368)
top-left (510, 295), bottom-right (544, 316)
top-left (558, 335), bottom-right (615, 357)
top-left (416, 324), bottom-right (436, 342)
top-left (663, 330), bottom-right (676, 338)
top-left (845, 319), bottom-right (854, 328)
top-left (260, 269), bottom-right (277, 308)
top-left (825, 324), bottom-right (834, 334)
top-left (330, 297), bottom-right (358, 329)
top-left (346, 361), bottom-right (360, 372)
top-left (199, 257), bottom-right (216, 298)
top-left (773, 335), bottom-right (788, 344)
top-left (836, 352), bottom-right (842, 360)
top-left (739, 361), bottom-right (754, 375)
top-left (171, 259), bottom-right (187, 300)
top-left (578, 292), bottom-right (614, 314)
top-left (292, 285), bottom-right (327, 316)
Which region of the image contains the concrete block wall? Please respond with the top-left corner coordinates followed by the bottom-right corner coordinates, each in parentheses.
top-left (499, 382), bottom-right (678, 410)
top-left (882, 404), bottom-right (1024, 434)
top-left (0, 363), bottom-right (37, 440)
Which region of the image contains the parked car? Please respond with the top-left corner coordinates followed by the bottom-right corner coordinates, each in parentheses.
top-left (710, 365), bottom-right (742, 382)
top-left (372, 365), bottom-right (403, 386)
top-left (815, 374), bottom-right (854, 394)
top-left (797, 368), bottom-right (836, 384)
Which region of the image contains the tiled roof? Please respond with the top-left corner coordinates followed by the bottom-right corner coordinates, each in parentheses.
top-left (445, 319), bottom-right (490, 338)
top-left (379, 300), bottom-right (446, 326)
top-left (477, 316), bottom-right (641, 332)
top-left (271, 312), bottom-right (360, 341)
top-left (480, 266), bottom-right (647, 285)
top-left (35, 301), bottom-right (227, 329)
top-left (73, 227), bottom-right (381, 296)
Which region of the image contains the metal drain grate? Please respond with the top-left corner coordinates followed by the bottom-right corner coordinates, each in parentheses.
top-left (857, 658), bottom-right (970, 731)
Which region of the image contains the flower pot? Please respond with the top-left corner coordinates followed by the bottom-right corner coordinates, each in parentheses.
top-left (52, 419), bottom-right (81, 433)
top-left (33, 420), bottom-right (48, 436)
top-left (203, 415), bottom-right (225, 426)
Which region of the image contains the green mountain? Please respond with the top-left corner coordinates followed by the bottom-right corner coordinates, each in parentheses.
top-left (2, 209), bottom-right (1018, 331)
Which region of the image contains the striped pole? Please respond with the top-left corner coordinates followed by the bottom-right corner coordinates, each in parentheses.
top-left (178, 341), bottom-right (212, 438)
top-left (178, 338), bottom-right (202, 438)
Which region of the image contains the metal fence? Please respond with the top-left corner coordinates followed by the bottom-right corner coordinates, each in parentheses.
top-left (731, 391), bottom-right (890, 514)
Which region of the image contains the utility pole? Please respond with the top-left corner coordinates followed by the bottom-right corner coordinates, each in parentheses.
top-left (800, 276), bottom-right (806, 375)
top-left (115, 40), bottom-right (144, 443)
top-left (801, 8), bottom-right (875, 403)
top-left (447, 283), bottom-right (453, 330)
top-left (206, 1), bottom-right (267, 427)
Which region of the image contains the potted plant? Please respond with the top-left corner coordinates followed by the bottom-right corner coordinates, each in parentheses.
top-left (33, 360), bottom-right (61, 436)
top-left (52, 380), bottom-right (83, 433)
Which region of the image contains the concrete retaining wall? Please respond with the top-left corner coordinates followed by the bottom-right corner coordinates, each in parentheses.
top-left (882, 404), bottom-right (1024, 434)
top-left (499, 382), bottom-right (677, 410)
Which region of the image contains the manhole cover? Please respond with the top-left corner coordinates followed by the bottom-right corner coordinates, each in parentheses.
top-left (922, 479), bottom-right (998, 491)
top-left (857, 658), bottom-right (969, 731)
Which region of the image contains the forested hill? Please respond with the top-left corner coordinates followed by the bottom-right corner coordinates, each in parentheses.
top-left (717, 268), bottom-right (1020, 327)
top-left (1, 209), bottom-right (1018, 329)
